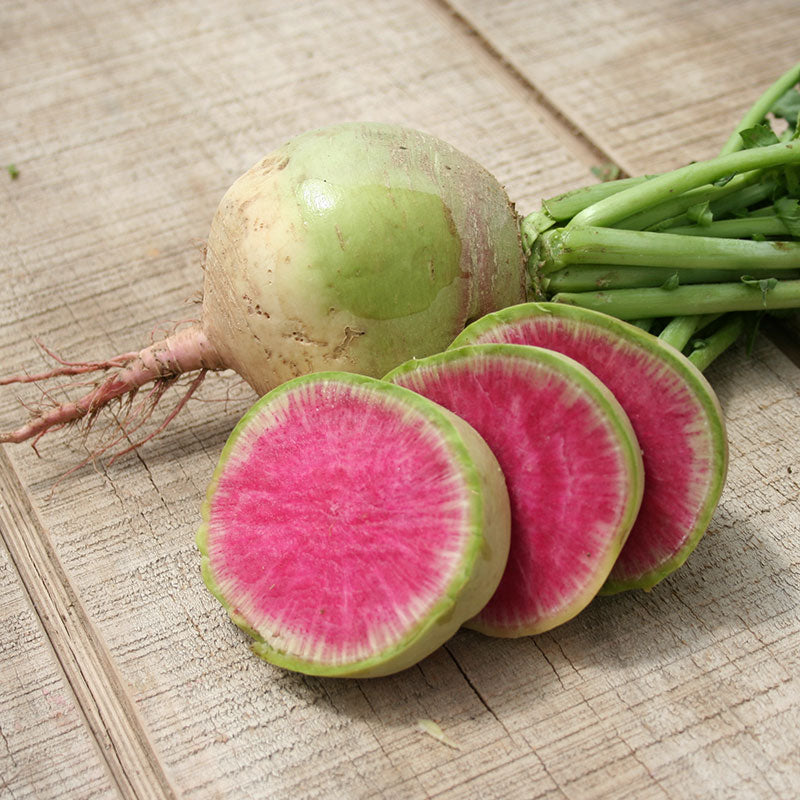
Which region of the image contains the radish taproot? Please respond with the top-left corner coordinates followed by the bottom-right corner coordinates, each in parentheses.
top-left (385, 344), bottom-right (644, 635)
top-left (450, 303), bottom-right (728, 592)
top-left (0, 122), bottom-right (525, 449)
top-left (197, 372), bottom-right (511, 677)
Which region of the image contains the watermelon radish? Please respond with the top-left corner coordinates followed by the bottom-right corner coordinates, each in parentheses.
top-left (450, 303), bottom-right (728, 592)
top-left (385, 344), bottom-right (644, 637)
top-left (1, 123), bottom-right (525, 452)
top-left (196, 371), bottom-right (511, 677)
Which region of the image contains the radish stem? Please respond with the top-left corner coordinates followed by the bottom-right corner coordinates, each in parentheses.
top-left (612, 170), bottom-right (769, 231)
top-left (664, 216), bottom-right (792, 238)
top-left (629, 319), bottom-right (655, 332)
top-left (718, 62), bottom-right (800, 156)
top-left (537, 226), bottom-right (800, 273)
top-left (552, 279), bottom-right (800, 319)
top-left (541, 176), bottom-right (652, 221)
top-left (543, 265), bottom-right (800, 293)
top-left (568, 141), bottom-right (800, 229)
top-left (688, 315), bottom-right (747, 371)
top-left (658, 315), bottom-right (715, 352)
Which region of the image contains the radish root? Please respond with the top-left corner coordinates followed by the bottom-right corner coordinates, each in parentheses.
top-left (0, 325), bottom-right (223, 449)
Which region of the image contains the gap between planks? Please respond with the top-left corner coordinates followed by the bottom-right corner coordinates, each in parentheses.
top-left (0, 447), bottom-right (179, 800)
top-left (428, 0), bottom-right (628, 176)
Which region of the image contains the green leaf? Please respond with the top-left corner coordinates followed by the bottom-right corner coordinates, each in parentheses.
top-left (661, 273), bottom-right (680, 290)
top-left (785, 165), bottom-right (800, 198)
top-left (741, 274), bottom-right (779, 306)
top-left (712, 173), bottom-right (736, 187)
top-left (590, 163), bottom-right (621, 182)
top-left (686, 201), bottom-right (713, 226)
top-left (771, 87), bottom-right (800, 131)
top-left (774, 197), bottom-right (800, 236)
top-left (739, 123), bottom-right (781, 149)
top-left (6, 164), bottom-right (19, 180)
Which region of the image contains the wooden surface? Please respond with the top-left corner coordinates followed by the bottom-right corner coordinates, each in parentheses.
top-left (1, 1), bottom-right (799, 797)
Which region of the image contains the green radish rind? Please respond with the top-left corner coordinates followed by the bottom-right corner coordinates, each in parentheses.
top-left (385, 343), bottom-right (645, 635)
top-left (451, 302), bottom-right (729, 593)
top-left (196, 371), bottom-right (511, 678)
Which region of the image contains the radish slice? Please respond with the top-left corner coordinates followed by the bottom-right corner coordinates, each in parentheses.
top-left (451, 303), bottom-right (728, 593)
top-left (386, 344), bottom-right (644, 636)
top-left (197, 372), bottom-right (511, 677)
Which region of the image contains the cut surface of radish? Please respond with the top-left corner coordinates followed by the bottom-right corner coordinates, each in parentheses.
top-left (451, 303), bottom-right (728, 592)
top-left (386, 344), bottom-right (644, 636)
top-left (197, 372), bottom-right (510, 677)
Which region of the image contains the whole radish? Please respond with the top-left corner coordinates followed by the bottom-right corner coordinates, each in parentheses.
top-left (1, 123), bottom-right (526, 447)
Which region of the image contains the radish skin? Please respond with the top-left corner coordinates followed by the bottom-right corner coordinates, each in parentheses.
top-left (1, 123), bottom-right (525, 449)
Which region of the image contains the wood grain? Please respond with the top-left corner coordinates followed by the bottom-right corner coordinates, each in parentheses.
top-left (0, 447), bottom-right (178, 799)
top-left (1, 0), bottom-right (799, 798)
top-left (0, 522), bottom-right (115, 800)
top-left (448, 0), bottom-right (800, 174)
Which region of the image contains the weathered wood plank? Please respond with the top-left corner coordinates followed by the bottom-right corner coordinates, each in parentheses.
top-left (0, 447), bottom-right (179, 799)
top-left (0, 512), bottom-right (116, 800)
top-left (448, 0), bottom-right (800, 173)
top-left (1, 0), bottom-right (799, 798)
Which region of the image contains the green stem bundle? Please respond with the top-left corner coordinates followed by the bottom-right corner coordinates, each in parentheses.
top-left (537, 226), bottom-right (800, 273)
top-left (568, 141), bottom-right (799, 229)
top-left (523, 61), bottom-right (800, 371)
top-left (551, 279), bottom-right (800, 319)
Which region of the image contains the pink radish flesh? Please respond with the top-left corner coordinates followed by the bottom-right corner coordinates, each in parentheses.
top-left (197, 372), bottom-right (511, 676)
top-left (386, 344), bottom-right (643, 636)
top-left (451, 303), bottom-right (728, 592)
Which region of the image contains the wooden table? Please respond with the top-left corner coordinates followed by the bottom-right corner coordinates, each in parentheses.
top-left (2, 1), bottom-right (799, 797)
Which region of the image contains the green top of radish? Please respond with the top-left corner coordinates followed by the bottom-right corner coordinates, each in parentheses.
top-left (196, 371), bottom-right (511, 677)
top-left (201, 122), bottom-right (526, 394)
